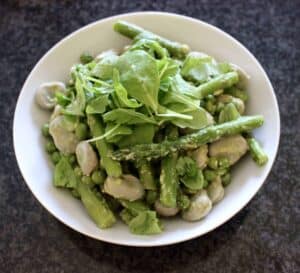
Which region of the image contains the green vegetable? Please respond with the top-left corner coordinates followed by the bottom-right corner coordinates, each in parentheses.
top-left (85, 95), bottom-right (110, 114)
top-left (129, 38), bottom-right (168, 59)
top-left (75, 123), bottom-right (89, 140)
top-left (92, 54), bottom-right (118, 80)
top-left (225, 87), bottom-right (248, 102)
top-left (159, 126), bottom-right (178, 208)
top-left (51, 151), bottom-right (61, 164)
top-left (176, 157), bottom-right (205, 190)
top-left (91, 169), bottom-right (106, 185)
top-left (177, 190), bottom-right (190, 210)
top-left (208, 157), bottom-right (219, 170)
top-left (80, 52), bottom-right (94, 64)
top-left (54, 157), bottom-right (79, 188)
top-left (42, 123), bottom-right (50, 137)
top-left (111, 116), bottom-right (264, 161)
top-left (146, 190), bottom-right (158, 205)
top-left (221, 172), bottom-right (231, 187)
top-left (128, 211), bottom-right (162, 235)
top-left (116, 50), bottom-right (160, 112)
top-left (45, 140), bottom-right (57, 153)
top-left (82, 175), bottom-right (93, 186)
top-left (114, 20), bottom-right (189, 58)
top-left (247, 137), bottom-right (268, 166)
top-left (194, 72), bottom-right (239, 99)
top-left (218, 102), bottom-right (240, 123)
top-left (137, 160), bottom-right (156, 190)
top-left (87, 114), bottom-right (122, 177)
top-left (204, 169), bottom-right (217, 181)
top-left (77, 181), bottom-right (116, 228)
top-left (103, 108), bottom-right (157, 125)
top-left (181, 52), bottom-right (231, 84)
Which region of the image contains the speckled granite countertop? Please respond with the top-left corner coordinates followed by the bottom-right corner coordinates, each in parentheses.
top-left (0, 0), bottom-right (299, 272)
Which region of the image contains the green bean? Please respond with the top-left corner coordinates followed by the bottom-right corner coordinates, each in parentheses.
top-left (87, 114), bottom-right (122, 177)
top-left (77, 181), bottom-right (116, 228)
top-left (247, 137), bottom-right (268, 166)
top-left (137, 160), bottom-right (156, 190)
top-left (159, 126), bottom-right (179, 208)
top-left (114, 21), bottom-right (190, 58)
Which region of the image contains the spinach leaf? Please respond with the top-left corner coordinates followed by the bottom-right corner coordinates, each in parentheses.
top-left (63, 77), bottom-right (86, 116)
top-left (181, 52), bottom-right (231, 84)
top-left (105, 123), bottom-right (132, 143)
top-left (112, 69), bottom-right (142, 108)
top-left (86, 95), bottom-right (110, 114)
top-left (116, 50), bottom-right (160, 112)
top-left (103, 109), bottom-right (157, 125)
top-left (92, 54), bottom-right (118, 80)
top-left (117, 124), bottom-right (156, 148)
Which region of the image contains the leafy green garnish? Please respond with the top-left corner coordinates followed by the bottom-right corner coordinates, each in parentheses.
top-left (85, 95), bottom-right (109, 114)
top-left (116, 50), bottom-right (160, 112)
top-left (54, 157), bottom-right (79, 188)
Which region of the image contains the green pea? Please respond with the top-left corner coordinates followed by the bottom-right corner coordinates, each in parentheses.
top-left (41, 123), bottom-right (50, 137)
top-left (67, 154), bottom-right (76, 165)
top-left (51, 151), bottom-right (61, 164)
top-left (208, 157), bottom-right (218, 169)
top-left (91, 170), bottom-right (106, 185)
top-left (80, 52), bottom-right (94, 64)
top-left (82, 175), bottom-right (93, 186)
top-left (74, 166), bottom-right (83, 177)
top-left (45, 140), bottom-right (56, 153)
top-left (218, 157), bottom-right (230, 168)
top-left (203, 169), bottom-right (217, 181)
top-left (75, 123), bottom-right (89, 140)
top-left (177, 192), bottom-right (190, 210)
top-left (146, 190), bottom-right (157, 205)
top-left (222, 173), bottom-right (231, 187)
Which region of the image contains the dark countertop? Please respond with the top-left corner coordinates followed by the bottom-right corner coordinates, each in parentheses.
top-left (0, 1), bottom-right (299, 272)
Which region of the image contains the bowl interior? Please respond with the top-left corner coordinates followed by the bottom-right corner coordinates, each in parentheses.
top-left (13, 12), bottom-right (280, 246)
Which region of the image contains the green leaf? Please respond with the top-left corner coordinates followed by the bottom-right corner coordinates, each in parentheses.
top-left (157, 105), bottom-right (193, 121)
top-left (63, 76), bottom-right (86, 116)
top-left (128, 211), bottom-right (163, 235)
top-left (105, 123), bottom-right (132, 142)
top-left (116, 50), bottom-right (160, 112)
top-left (112, 69), bottom-right (142, 108)
top-left (103, 109), bottom-right (157, 125)
top-left (168, 104), bottom-right (214, 129)
top-left (129, 38), bottom-right (168, 59)
top-left (54, 157), bottom-right (79, 188)
top-left (117, 124), bottom-right (156, 148)
top-left (181, 52), bottom-right (231, 84)
top-left (170, 74), bottom-right (197, 96)
top-left (91, 54), bottom-right (118, 80)
top-left (86, 95), bottom-right (109, 114)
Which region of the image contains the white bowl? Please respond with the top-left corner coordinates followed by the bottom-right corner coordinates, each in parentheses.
top-left (13, 12), bottom-right (280, 247)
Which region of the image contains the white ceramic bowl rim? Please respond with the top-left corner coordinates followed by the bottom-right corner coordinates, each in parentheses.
top-left (13, 11), bottom-right (280, 247)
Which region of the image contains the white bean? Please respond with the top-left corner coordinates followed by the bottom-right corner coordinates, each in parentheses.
top-left (76, 141), bottom-right (98, 176)
top-left (182, 190), bottom-right (212, 221)
top-left (103, 174), bottom-right (144, 201)
top-left (229, 63), bottom-right (250, 88)
top-left (154, 200), bottom-right (179, 217)
top-left (209, 134), bottom-right (248, 165)
top-left (49, 116), bottom-right (79, 155)
top-left (35, 81), bottom-right (66, 110)
top-left (207, 176), bottom-right (224, 204)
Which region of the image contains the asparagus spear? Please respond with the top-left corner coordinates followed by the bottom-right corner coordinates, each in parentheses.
top-left (247, 137), bottom-right (268, 166)
top-left (136, 160), bottom-right (156, 190)
top-left (159, 126), bottom-right (179, 208)
top-left (114, 20), bottom-right (190, 58)
top-left (111, 116), bottom-right (264, 161)
top-left (87, 115), bottom-right (122, 177)
top-left (77, 181), bottom-right (116, 229)
top-left (194, 72), bottom-right (239, 99)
